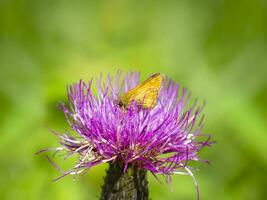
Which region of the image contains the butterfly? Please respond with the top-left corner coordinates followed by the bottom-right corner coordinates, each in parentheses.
top-left (118, 73), bottom-right (164, 109)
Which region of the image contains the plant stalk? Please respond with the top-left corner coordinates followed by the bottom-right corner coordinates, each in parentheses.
top-left (100, 162), bottom-right (149, 200)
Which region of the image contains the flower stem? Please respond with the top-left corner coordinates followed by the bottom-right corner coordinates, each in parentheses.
top-left (100, 162), bottom-right (149, 200)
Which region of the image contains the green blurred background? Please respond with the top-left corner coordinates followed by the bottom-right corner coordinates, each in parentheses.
top-left (0, 0), bottom-right (266, 199)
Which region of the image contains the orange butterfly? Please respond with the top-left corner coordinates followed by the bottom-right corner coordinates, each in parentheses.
top-left (118, 73), bottom-right (164, 109)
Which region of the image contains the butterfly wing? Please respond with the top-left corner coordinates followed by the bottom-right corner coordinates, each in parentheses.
top-left (131, 87), bottom-right (159, 108)
top-left (119, 73), bottom-right (163, 109)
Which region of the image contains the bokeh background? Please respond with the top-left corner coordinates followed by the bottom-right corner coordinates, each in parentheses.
top-left (0, 0), bottom-right (266, 199)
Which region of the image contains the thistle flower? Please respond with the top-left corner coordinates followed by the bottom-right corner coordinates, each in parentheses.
top-left (40, 71), bottom-right (212, 200)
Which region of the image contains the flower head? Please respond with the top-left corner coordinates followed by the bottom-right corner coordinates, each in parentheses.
top-left (44, 71), bottom-right (211, 183)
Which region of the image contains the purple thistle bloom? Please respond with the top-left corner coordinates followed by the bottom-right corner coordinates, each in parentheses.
top-left (42, 71), bottom-right (212, 198)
